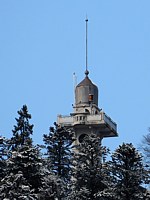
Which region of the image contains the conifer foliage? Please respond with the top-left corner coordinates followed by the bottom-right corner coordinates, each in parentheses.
top-left (0, 105), bottom-right (150, 199)
top-left (11, 104), bottom-right (33, 149)
top-left (0, 105), bottom-right (42, 199)
top-left (69, 133), bottom-right (109, 200)
top-left (0, 171), bottom-right (38, 199)
top-left (43, 123), bottom-right (74, 181)
top-left (140, 131), bottom-right (150, 190)
top-left (0, 137), bottom-right (8, 181)
top-left (109, 143), bottom-right (148, 200)
top-left (141, 131), bottom-right (150, 166)
top-left (43, 123), bottom-right (75, 199)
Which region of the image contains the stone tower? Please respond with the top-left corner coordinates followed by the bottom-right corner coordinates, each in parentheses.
top-left (57, 19), bottom-right (118, 144)
top-left (57, 69), bottom-right (118, 144)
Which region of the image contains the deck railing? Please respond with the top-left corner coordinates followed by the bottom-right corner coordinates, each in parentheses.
top-left (57, 112), bottom-right (117, 132)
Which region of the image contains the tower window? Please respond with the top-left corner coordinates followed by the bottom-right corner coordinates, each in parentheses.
top-left (85, 109), bottom-right (90, 113)
top-left (89, 94), bottom-right (93, 102)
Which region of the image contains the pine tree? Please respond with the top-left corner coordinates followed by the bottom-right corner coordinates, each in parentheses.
top-left (0, 105), bottom-right (43, 198)
top-left (10, 104), bottom-right (33, 150)
top-left (0, 136), bottom-right (8, 181)
top-left (39, 170), bottom-right (65, 200)
top-left (141, 131), bottom-right (150, 181)
top-left (109, 143), bottom-right (149, 200)
top-left (43, 122), bottom-right (75, 199)
top-left (141, 130), bottom-right (150, 164)
top-left (0, 171), bottom-right (38, 199)
top-left (69, 133), bottom-right (110, 200)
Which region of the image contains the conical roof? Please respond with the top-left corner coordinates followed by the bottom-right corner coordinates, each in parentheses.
top-left (76, 76), bottom-right (95, 87)
top-left (75, 71), bottom-right (98, 106)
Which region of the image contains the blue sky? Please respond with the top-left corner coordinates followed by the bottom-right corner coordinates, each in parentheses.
top-left (0, 1), bottom-right (150, 152)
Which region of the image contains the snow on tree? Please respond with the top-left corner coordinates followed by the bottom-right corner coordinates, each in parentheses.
top-left (109, 143), bottom-right (149, 200)
top-left (39, 170), bottom-right (65, 200)
top-left (0, 136), bottom-right (8, 181)
top-left (0, 171), bottom-right (38, 199)
top-left (69, 133), bottom-right (110, 200)
top-left (10, 104), bottom-right (33, 150)
top-left (0, 105), bottom-right (44, 198)
top-left (8, 145), bottom-right (43, 192)
top-left (140, 131), bottom-right (150, 181)
top-left (8, 105), bottom-right (43, 191)
top-left (43, 122), bottom-right (75, 199)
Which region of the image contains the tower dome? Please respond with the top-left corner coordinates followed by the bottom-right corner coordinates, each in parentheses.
top-left (57, 19), bottom-right (118, 144)
top-left (75, 71), bottom-right (98, 106)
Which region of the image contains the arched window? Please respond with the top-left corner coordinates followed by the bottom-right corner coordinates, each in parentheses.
top-left (78, 134), bottom-right (88, 143)
top-left (85, 109), bottom-right (90, 113)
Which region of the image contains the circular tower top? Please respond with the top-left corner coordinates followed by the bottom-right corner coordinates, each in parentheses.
top-left (75, 71), bottom-right (98, 106)
top-left (75, 19), bottom-right (99, 107)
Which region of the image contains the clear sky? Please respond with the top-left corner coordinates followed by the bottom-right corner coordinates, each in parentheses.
top-left (0, 1), bottom-right (150, 152)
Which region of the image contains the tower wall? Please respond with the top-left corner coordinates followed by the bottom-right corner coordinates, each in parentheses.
top-left (75, 85), bottom-right (98, 106)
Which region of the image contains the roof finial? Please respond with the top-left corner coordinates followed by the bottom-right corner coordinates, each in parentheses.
top-left (85, 17), bottom-right (89, 77)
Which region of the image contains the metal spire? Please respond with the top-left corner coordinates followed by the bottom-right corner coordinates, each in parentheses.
top-left (85, 17), bottom-right (89, 77)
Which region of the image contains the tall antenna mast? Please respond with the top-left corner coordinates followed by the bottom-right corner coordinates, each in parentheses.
top-left (85, 17), bottom-right (89, 76)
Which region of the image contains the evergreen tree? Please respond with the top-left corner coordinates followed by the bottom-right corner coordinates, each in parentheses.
top-left (109, 143), bottom-right (149, 200)
top-left (0, 105), bottom-right (43, 198)
top-left (0, 136), bottom-right (8, 181)
top-left (39, 170), bottom-right (65, 200)
top-left (141, 131), bottom-right (150, 168)
top-left (10, 104), bottom-right (33, 150)
top-left (0, 171), bottom-right (38, 199)
top-left (8, 145), bottom-right (43, 192)
top-left (43, 122), bottom-right (75, 199)
top-left (69, 133), bottom-right (110, 200)
top-left (140, 133), bottom-right (150, 191)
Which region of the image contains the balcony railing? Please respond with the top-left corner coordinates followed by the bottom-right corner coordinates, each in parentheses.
top-left (57, 112), bottom-right (117, 132)
top-left (57, 115), bottom-right (73, 125)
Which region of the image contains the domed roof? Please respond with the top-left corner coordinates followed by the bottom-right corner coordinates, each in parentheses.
top-left (75, 71), bottom-right (99, 106)
top-left (76, 70), bottom-right (97, 88)
top-left (76, 76), bottom-right (94, 87)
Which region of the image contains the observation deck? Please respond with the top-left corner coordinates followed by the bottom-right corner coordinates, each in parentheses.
top-left (57, 112), bottom-right (118, 138)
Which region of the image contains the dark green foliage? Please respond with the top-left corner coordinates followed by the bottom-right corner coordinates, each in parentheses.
top-left (69, 133), bottom-right (110, 200)
top-left (140, 131), bottom-right (150, 189)
top-left (0, 171), bottom-right (38, 199)
top-left (7, 145), bottom-right (43, 192)
top-left (43, 123), bottom-right (74, 182)
top-left (0, 105), bottom-right (44, 198)
top-left (10, 105), bottom-right (33, 150)
top-left (0, 136), bottom-right (8, 181)
top-left (9, 105), bottom-right (42, 191)
top-left (109, 143), bottom-right (148, 200)
top-left (39, 171), bottom-right (64, 200)
top-left (43, 123), bottom-right (75, 199)
top-left (0, 105), bottom-right (150, 199)
top-left (141, 132), bottom-right (150, 170)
